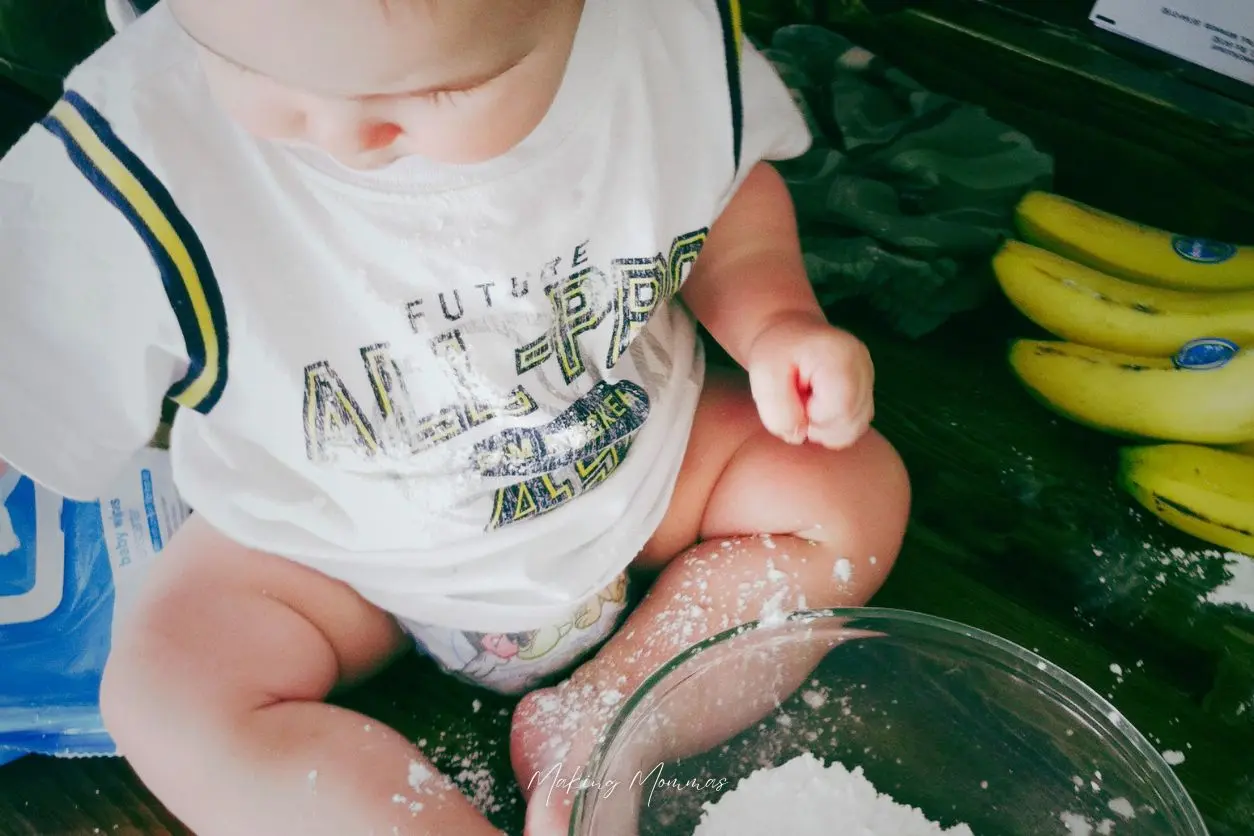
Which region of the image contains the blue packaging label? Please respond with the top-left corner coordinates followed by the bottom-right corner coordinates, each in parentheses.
top-left (0, 476), bottom-right (35, 596)
top-left (0, 448), bottom-right (190, 760)
top-left (1173, 337), bottom-right (1240, 370)
top-left (0, 472), bottom-right (65, 626)
top-left (1171, 236), bottom-right (1238, 264)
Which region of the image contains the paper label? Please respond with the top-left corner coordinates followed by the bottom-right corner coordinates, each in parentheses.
top-left (1091, 0), bottom-right (1254, 86)
top-left (99, 448), bottom-right (190, 620)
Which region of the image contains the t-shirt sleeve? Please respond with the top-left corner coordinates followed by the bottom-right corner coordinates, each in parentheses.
top-left (741, 38), bottom-right (813, 164)
top-left (721, 37), bottom-right (813, 206)
top-left (0, 121), bottom-right (188, 500)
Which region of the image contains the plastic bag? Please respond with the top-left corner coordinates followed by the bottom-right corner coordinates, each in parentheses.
top-left (0, 447), bottom-right (189, 764)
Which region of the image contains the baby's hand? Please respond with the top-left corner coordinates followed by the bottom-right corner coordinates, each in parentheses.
top-left (746, 313), bottom-right (875, 450)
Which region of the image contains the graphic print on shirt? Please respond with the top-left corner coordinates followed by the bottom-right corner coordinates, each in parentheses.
top-left (301, 228), bottom-right (709, 532)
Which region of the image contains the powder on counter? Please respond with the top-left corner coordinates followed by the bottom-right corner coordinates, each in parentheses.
top-left (690, 752), bottom-right (974, 835)
top-left (1205, 553), bottom-right (1254, 610)
top-left (1107, 797), bottom-right (1135, 820)
top-left (1060, 812), bottom-right (1094, 835)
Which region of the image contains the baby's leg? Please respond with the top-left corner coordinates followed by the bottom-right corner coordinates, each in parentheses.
top-left (514, 367), bottom-right (911, 833)
top-left (100, 515), bottom-right (502, 836)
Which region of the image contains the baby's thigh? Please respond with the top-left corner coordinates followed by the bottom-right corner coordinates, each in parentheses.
top-left (637, 365), bottom-right (761, 566)
top-left (100, 515), bottom-right (406, 743)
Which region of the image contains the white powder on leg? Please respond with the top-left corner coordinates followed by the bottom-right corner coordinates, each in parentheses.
top-left (691, 753), bottom-right (974, 836)
top-left (833, 558), bottom-right (854, 584)
top-left (408, 760), bottom-right (432, 792)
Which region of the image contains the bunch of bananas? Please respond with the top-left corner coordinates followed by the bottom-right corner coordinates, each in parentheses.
top-left (995, 191), bottom-right (1254, 555)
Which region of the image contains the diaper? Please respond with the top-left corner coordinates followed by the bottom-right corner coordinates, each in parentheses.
top-left (399, 573), bottom-right (632, 695)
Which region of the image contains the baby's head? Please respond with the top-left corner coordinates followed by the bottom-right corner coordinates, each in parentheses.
top-left (170, 0), bottom-right (581, 169)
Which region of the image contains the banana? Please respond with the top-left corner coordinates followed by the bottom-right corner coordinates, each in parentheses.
top-left (1229, 440), bottom-right (1254, 457)
top-left (1015, 191), bottom-right (1254, 292)
top-left (993, 240), bottom-right (1254, 356)
top-left (1008, 339), bottom-right (1254, 444)
top-left (1119, 444), bottom-right (1254, 555)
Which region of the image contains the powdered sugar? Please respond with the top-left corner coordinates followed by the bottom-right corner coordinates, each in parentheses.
top-left (408, 760), bottom-right (433, 792)
top-left (690, 752), bottom-right (974, 835)
top-left (1059, 805), bottom-right (1134, 836)
top-left (1205, 552), bottom-right (1254, 610)
top-left (412, 721), bottom-right (515, 821)
top-left (765, 559), bottom-right (787, 583)
top-left (832, 558), bottom-right (853, 584)
top-left (1060, 811), bottom-right (1104, 835)
top-left (800, 689), bottom-right (828, 710)
top-left (757, 588), bottom-right (791, 627)
top-left (1107, 797), bottom-right (1135, 820)
top-left (524, 677), bottom-right (630, 782)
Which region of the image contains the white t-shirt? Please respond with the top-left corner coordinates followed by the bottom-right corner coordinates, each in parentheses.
top-left (0, 0), bottom-right (811, 632)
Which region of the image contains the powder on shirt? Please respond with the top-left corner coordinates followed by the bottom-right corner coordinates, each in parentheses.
top-left (690, 752), bottom-right (975, 835)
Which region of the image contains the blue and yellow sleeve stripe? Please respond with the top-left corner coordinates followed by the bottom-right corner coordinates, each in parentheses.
top-left (715, 0), bottom-right (744, 173)
top-left (40, 90), bottom-right (229, 414)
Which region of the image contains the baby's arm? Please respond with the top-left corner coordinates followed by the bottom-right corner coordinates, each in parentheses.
top-left (680, 161), bottom-right (823, 366)
top-left (682, 160), bottom-right (875, 449)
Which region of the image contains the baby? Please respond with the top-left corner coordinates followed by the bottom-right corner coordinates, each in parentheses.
top-left (0, 0), bottom-right (910, 833)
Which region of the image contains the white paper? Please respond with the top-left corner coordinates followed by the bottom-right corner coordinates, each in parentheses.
top-left (1091, 0), bottom-right (1254, 86)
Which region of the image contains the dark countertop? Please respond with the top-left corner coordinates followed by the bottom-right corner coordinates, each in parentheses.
top-left (2, 3), bottom-right (1252, 834)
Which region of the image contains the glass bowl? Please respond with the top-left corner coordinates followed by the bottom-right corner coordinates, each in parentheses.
top-left (570, 608), bottom-right (1207, 836)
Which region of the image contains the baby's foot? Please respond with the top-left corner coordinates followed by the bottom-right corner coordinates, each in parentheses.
top-left (510, 676), bottom-right (629, 836)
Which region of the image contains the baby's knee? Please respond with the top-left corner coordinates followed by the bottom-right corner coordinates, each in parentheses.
top-left (861, 429), bottom-right (911, 527)
top-left (832, 430), bottom-right (911, 567)
top-left (98, 648), bottom-right (154, 757)
top-left (792, 430), bottom-right (910, 545)
top-left (785, 432), bottom-right (910, 597)
top-left (98, 588), bottom-right (241, 760)
top-left (98, 613), bottom-right (197, 765)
